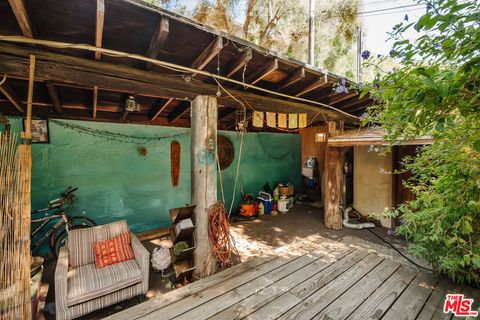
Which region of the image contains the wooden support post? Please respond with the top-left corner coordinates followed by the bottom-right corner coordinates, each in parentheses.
top-left (323, 121), bottom-right (347, 230)
top-left (191, 95), bottom-right (217, 278)
top-left (95, 0), bottom-right (105, 61)
top-left (92, 86), bottom-right (98, 118)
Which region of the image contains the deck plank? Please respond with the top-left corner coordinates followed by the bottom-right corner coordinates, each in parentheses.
top-left (140, 255), bottom-right (301, 319)
top-left (416, 278), bottom-right (449, 320)
top-left (209, 247), bottom-right (354, 320)
top-left (172, 250), bottom-right (330, 320)
top-left (244, 292), bottom-right (302, 320)
top-left (382, 271), bottom-right (438, 320)
top-left (314, 259), bottom-right (401, 320)
top-left (277, 254), bottom-right (384, 320)
top-left (290, 249), bottom-right (370, 300)
top-left (105, 256), bottom-right (274, 320)
top-left (346, 266), bottom-right (418, 320)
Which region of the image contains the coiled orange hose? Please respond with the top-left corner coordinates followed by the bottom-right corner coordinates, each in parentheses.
top-left (208, 202), bottom-right (241, 269)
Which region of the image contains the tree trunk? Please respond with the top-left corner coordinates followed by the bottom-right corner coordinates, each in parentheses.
top-left (243, 0), bottom-right (257, 38)
top-left (191, 95), bottom-right (218, 278)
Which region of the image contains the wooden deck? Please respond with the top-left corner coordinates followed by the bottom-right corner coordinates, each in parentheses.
top-left (109, 242), bottom-right (479, 320)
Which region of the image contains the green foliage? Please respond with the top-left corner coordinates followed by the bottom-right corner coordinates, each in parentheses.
top-left (362, 0), bottom-right (480, 286)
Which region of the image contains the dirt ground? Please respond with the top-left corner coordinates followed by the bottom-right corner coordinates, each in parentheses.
top-left (40, 203), bottom-right (422, 319)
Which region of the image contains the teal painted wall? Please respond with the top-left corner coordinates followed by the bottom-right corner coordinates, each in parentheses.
top-left (5, 117), bottom-right (300, 236)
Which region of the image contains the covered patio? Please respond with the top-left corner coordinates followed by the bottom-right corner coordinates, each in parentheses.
top-left (1, 0), bottom-right (478, 319)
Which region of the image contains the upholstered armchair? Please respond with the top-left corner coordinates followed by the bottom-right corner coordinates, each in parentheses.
top-left (55, 220), bottom-right (149, 320)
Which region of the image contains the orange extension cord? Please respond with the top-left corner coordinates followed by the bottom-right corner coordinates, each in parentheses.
top-left (208, 202), bottom-right (241, 269)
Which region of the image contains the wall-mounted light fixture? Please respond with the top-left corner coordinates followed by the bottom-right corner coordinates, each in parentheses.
top-left (315, 133), bottom-right (327, 142)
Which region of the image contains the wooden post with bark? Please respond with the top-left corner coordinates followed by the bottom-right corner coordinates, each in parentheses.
top-left (323, 121), bottom-right (348, 230)
top-left (191, 95), bottom-right (217, 278)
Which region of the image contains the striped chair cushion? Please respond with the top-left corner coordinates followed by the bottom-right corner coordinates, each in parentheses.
top-left (93, 231), bottom-right (135, 269)
top-left (66, 259), bottom-right (142, 306)
top-left (68, 220), bottom-right (129, 268)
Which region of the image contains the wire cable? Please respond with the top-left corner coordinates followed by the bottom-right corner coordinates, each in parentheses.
top-left (0, 36), bottom-right (358, 121)
top-left (367, 228), bottom-right (433, 272)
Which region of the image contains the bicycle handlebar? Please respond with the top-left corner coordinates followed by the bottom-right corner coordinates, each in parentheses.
top-left (32, 187), bottom-right (78, 214)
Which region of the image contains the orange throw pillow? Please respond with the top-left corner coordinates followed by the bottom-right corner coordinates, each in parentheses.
top-left (93, 232), bottom-right (135, 269)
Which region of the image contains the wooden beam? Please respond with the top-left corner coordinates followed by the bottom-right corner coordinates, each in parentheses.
top-left (45, 82), bottom-right (63, 114)
top-left (7, 0), bottom-right (33, 38)
top-left (277, 67), bottom-right (305, 90)
top-left (145, 16), bottom-right (169, 69)
top-left (323, 121), bottom-right (348, 230)
top-left (149, 98), bottom-right (174, 121)
top-left (0, 43), bottom-right (357, 124)
top-left (191, 95), bottom-right (217, 278)
top-left (224, 48), bottom-right (252, 78)
top-left (330, 92), bottom-right (358, 105)
top-left (186, 36), bottom-right (223, 80)
top-left (95, 0), bottom-right (105, 60)
top-left (92, 86), bottom-right (98, 118)
top-left (295, 76), bottom-right (328, 97)
top-left (236, 58), bottom-right (278, 89)
top-left (0, 83), bottom-right (24, 113)
top-left (168, 101), bottom-right (190, 123)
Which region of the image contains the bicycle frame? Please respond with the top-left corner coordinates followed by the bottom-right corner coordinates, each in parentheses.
top-left (31, 212), bottom-right (68, 252)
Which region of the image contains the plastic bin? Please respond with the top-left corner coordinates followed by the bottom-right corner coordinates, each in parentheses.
top-left (257, 191), bottom-right (273, 214)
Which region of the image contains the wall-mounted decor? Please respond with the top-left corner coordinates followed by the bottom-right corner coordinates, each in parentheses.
top-left (171, 141), bottom-right (181, 187)
top-left (217, 135), bottom-right (234, 170)
top-left (23, 118), bottom-right (49, 143)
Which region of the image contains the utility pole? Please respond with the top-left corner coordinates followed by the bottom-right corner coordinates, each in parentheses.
top-left (308, 0), bottom-right (315, 65)
top-left (356, 26), bottom-right (362, 84)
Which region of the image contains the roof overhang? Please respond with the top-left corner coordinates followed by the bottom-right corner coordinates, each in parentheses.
top-left (328, 128), bottom-right (434, 147)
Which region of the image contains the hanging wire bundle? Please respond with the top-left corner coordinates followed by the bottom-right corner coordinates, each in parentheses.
top-left (208, 202), bottom-right (240, 269)
top-left (50, 119), bottom-right (190, 144)
top-left (0, 131), bottom-right (32, 320)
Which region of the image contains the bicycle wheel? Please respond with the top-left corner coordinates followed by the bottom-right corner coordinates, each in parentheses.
top-left (50, 216), bottom-right (97, 255)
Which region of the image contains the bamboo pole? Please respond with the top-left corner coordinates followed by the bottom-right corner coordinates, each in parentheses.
top-left (0, 54), bottom-right (34, 320)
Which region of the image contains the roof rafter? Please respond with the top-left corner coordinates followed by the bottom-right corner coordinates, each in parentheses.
top-left (7, 0), bottom-right (33, 38)
top-left (236, 58), bottom-right (278, 90)
top-left (276, 67), bottom-right (305, 90)
top-left (45, 81), bottom-right (64, 114)
top-left (0, 82), bottom-right (24, 113)
top-left (145, 16), bottom-right (169, 69)
top-left (224, 48), bottom-right (252, 78)
top-left (168, 101), bottom-right (190, 123)
top-left (294, 76), bottom-right (328, 97)
top-left (185, 36), bottom-right (223, 80)
top-left (149, 97), bottom-right (174, 121)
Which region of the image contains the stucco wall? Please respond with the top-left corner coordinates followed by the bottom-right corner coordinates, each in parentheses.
top-left (5, 117), bottom-right (300, 252)
top-left (353, 146), bottom-right (393, 228)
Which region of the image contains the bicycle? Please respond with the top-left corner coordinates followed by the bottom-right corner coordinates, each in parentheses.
top-left (31, 187), bottom-right (97, 256)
